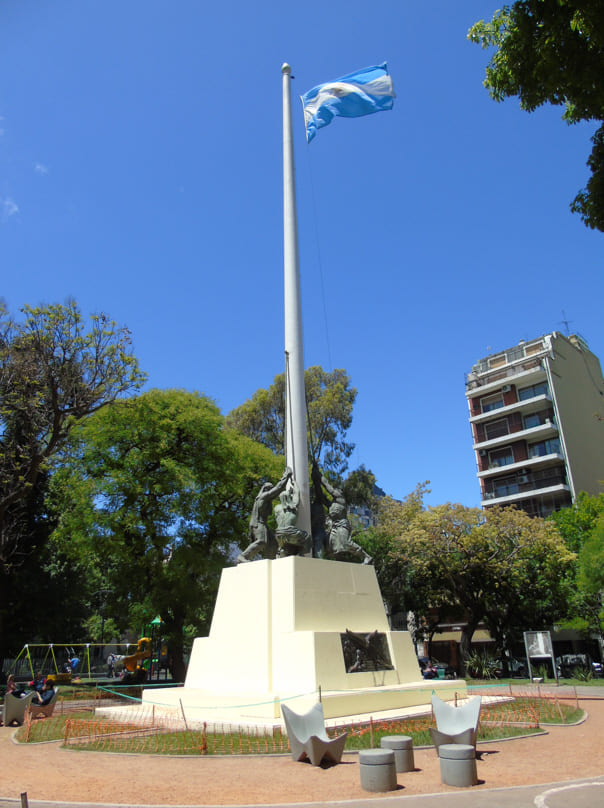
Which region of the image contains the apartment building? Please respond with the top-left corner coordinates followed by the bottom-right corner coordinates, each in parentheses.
top-left (465, 332), bottom-right (604, 517)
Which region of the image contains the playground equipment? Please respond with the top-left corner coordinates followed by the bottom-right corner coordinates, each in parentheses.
top-left (117, 637), bottom-right (153, 683)
top-left (118, 621), bottom-right (171, 683)
top-left (137, 617), bottom-right (171, 682)
top-left (122, 637), bottom-right (152, 673)
top-left (4, 620), bottom-right (171, 685)
top-left (5, 643), bottom-right (138, 683)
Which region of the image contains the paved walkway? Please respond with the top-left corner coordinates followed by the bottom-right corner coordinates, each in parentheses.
top-left (0, 688), bottom-right (602, 808)
top-left (1, 778), bottom-right (604, 808)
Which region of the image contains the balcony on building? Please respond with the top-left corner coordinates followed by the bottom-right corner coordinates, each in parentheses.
top-left (477, 435), bottom-right (565, 475)
top-left (465, 337), bottom-right (550, 397)
top-left (473, 411), bottom-right (557, 452)
top-left (469, 388), bottom-right (551, 424)
top-left (481, 465), bottom-right (570, 509)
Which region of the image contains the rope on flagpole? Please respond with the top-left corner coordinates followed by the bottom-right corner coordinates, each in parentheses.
top-left (284, 350), bottom-right (294, 470)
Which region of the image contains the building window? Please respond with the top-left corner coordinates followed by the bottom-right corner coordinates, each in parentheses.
top-left (523, 409), bottom-right (554, 429)
top-left (485, 418), bottom-right (509, 440)
top-left (528, 438), bottom-right (561, 458)
top-left (518, 382), bottom-right (549, 401)
top-left (489, 355), bottom-right (507, 369)
top-left (506, 346), bottom-right (524, 363)
top-left (525, 341), bottom-right (545, 356)
top-left (494, 476), bottom-right (519, 497)
top-left (523, 412), bottom-right (541, 429)
top-left (481, 393), bottom-right (504, 413)
top-left (489, 447), bottom-right (514, 468)
top-left (533, 466), bottom-right (567, 488)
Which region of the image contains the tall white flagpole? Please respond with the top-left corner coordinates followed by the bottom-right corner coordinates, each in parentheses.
top-left (282, 63), bottom-right (311, 538)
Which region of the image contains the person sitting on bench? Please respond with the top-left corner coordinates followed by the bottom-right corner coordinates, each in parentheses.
top-left (34, 680), bottom-right (56, 706)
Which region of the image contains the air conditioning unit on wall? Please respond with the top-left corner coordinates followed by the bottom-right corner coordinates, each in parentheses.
top-left (479, 449), bottom-right (487, 457)
top-left (502, 384), bottom-right (511, 393)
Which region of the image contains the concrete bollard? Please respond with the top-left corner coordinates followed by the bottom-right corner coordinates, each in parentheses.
top-left (359, 748), bottom-right (397, 792)
top-left (438, 743), bottom-right (477, 787)
top-left (380, 735), bottom-right (415, 772)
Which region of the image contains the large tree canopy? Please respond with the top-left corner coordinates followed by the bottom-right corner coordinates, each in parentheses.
top-left (356, 482), bottom-right (430, 628)
top-left (0, 300), bottom-right (145, 667)
top-left (50, 389), bottom-right (284, 680)
top-left (0, 300), bottom-right (145, 572)
top-left (469, 1), bottom-right (604, 230)
top-left (549, 491), bottom-right (604, 554)
top-left (226, 366), bottom-right (357, 476)
top-left (549, 492), bottom-right (604, 640)
top-left (367, 495), bottom-right (574, 674)
top-left (577, 513), bottom-right (604, 601)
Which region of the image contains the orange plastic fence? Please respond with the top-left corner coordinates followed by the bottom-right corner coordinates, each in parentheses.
top-left (58, 694), bottom-right (568, 754)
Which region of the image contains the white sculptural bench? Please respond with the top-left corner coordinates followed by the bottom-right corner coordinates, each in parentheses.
top-left (281, 702), bottom-right (347, 766)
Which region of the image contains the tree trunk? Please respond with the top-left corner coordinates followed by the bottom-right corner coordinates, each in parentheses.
top-left (459, 619), bottom-right (479, 677)
top-left (170, 652), bottom-right (187, 683)
top-left (165, 610), bottom-right (187, 683)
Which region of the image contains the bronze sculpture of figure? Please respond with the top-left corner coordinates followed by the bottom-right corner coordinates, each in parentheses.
top-left (274, 477), bottom-right (310, 557)
top-left (237, 467), bottom-right (293, 563)
top-left (318, 468), bottom-right (372, 565)
top-left (239, 462), bottom-right (372, 565)
top-left (342, 629), bottom-right (394, 672)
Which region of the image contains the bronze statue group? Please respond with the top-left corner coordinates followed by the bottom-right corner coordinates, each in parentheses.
top-left (237, 464), bottom-right (372, 565)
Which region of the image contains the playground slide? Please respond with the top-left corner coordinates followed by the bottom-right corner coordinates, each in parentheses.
top-left (122, 638), bottom-right (152, 673)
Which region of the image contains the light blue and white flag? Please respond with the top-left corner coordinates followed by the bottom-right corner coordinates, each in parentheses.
top-left (301, 63), bottom-right (395, 143)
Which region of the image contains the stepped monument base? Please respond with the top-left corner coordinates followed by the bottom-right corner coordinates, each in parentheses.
top-left (142, 556), bottom-right (465, 723)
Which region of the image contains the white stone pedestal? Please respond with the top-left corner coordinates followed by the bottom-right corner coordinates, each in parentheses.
top-left (142, 557), bottom-right (464, 722)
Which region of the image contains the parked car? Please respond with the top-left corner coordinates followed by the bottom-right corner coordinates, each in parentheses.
top-left (557, 653), bottom-right (602, 679)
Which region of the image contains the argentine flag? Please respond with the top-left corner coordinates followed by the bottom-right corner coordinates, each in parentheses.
top-left (301, 63), bottom-right (395, 143)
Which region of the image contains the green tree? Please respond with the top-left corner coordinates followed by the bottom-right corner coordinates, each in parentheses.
top-left (0, 301), bottom-right (144, 665)
top-left (478, 507), bottom-right (574, 672)
top-left (567, 516), bottom-right (604, 645)
top-left (356, 483), bottom-right (430, 633)
top-left (226, 366), bottom-right (357, 476)
top-left (381, 501), bottom-right (573, 674)
top-left (341, 465), bottom-right (383, 511)
top-left (577, 513), bottom-right (604, 646)
top-left (578, 514), bottom-right (604, 594)
top-left (50, 389), bottom-right (283, 681)
top-left (549, 491), bottom-right (604, 553)
top-left (550, 492), bottom-right (604, 641)
top-left (469, 1), bottom-right (604, 230)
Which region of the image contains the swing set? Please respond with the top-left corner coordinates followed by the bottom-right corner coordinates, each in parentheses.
top-left (8, 642), bottom-right (137, 684)
top-left (7, 619), bottom-right (170, 684)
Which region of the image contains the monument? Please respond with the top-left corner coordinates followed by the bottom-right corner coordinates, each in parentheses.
top-left (141, 65), bottom-right (464, 725)
top-left (143, 554), bottom-right (447, 722)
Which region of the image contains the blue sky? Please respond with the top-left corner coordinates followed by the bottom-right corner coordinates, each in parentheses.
top-left (1, 1), bottom-right (602, 508)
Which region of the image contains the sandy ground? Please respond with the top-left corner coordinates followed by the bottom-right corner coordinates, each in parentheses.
top-left (1, 698), bottom-right (603, 806)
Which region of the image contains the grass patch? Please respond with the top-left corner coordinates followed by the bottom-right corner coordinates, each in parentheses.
top-left (14, 696), bottom-right (583, 754)
top-left (468, 677), bottom-right (604, 688)
top-left (490, 696), bottom-right (582, 725)
top-left (14, 711), bottom-right (94, 743)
